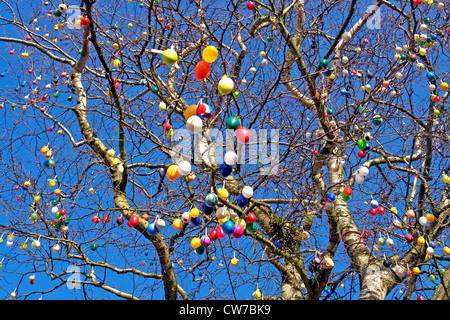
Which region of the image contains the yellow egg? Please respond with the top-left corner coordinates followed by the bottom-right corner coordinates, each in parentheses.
top-left (53, 38), bottom-right (58, 43)
top-left (112, 158), bottom-right (120, 166)
top-left (217, 188), bottom-right (229, 200)
top-left (10, 292), bottom-right (16, 298)
top-left (190, 208), bottom-right (200, 218)
top-left (231, 258), bottom-right (239, 266)
top-left (254, 289), bottom-right (262, 299)
top-left (417, 236), bottom-right (425, 245)
top-left (113, 43), bottom-right (119, 49)
top-left (34, 196), bottom-right (41, 203)
top-left (391, 207), bottom-right (398, 214)
top-left (413, 267), bottom-right (421, 275)
top-left (24, 181), bottom-right (31, 188)
top-left (49, 179), bottom-right (56, 188)
top-left (238, 218), bottom-right (247, 230)
top-left (426, 214), bottom-right (435, 222)
top-left (211, 256), bottom-right (216, 261)
top-left (191, 237), bottom-right (201, 249)
top-left (202, 46), bottom-right (218, 63)
top-left (219, 216), bottom-right (228, 225)
top-left (440, 82), bottom-right (449, 90)
top-left (21, 243), bottom-right (27, 250)
top-left (219, 263), bottom-right (223, 267)
top-left (329, 74), bottom-right (336, 80)
top-left (443, 246), bottom-right (450, 255)
top-left (128, 23), bottom-right (133, 28)
top-left (113, 59), bottom-right (121, 68)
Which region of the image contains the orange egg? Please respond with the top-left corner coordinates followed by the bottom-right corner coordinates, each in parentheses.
top-left (54, 188), bottom-right (62, 196)
top-left (184, 104), bottom-right (198, 120)
top-left (173, 219), bottom-right (182, 230)
top-left (166, 165), bottom-right (180, 181)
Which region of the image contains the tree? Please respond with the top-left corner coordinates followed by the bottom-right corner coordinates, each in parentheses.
top-left (0, 0), bottom-right (449, 301)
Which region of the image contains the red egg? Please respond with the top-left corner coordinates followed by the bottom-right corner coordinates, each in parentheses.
top-left (246, 1), bottom-right (255, 10)
top-left (357, 149), bottom-right (366, 158)
top-left (435, 96), bottom-right (441, 102)
top-left (209, 228), bottom-right (218, 241)
top-left (195, 61), bottom-right (210, 81)
top-left (236, 127), bottom-right (251, 144)
top-left (246, 212), bottom-right (256, 224)
top-left (103, 215), bottom-right (111, 223)
top-left (369, 208), bottom-right (377, 216)
top-left (116, 216), bottom-right (124, 225)
top-left (60, 208), bottom-right (67, 215)
top-left (343, 187), bottom-right (353, 197)
top-left (163, 122), bottom-right (172, 131)
top-left (129, 215), bottom-right (140, 227)
top-left (80, 16), bottom-right (90, 26)
top-left (216, 226), bottom-right (226, 239)
top-left (406, 234), bottom-right (414, 243)
top-left (9, 50), bottom-right (14, 55)
top-left (312, 150), bottom-right (318, 155)
top-left (377, 206), bottom-right (385, 215)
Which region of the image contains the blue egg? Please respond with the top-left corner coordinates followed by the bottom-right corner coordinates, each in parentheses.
top-left (236, 194), bottom-right (248, 207)
top-left (90, 171), bottom-right (95, 176)
top-left (426, 71), bottom-right (435, 80)
top-left (340, 88), bottom-right (347, 96)
top-left (219, 163), bottom-right (233, 177)
top-left (43, 160), bottom-right (50, 167)
top-left (222, 220), bottom-right (235, 235)
top-left (191, 215), bottom-right (202, 226)
top-left (274, 240), bottom-right (281, 248)
top-left (147, 223), bottom-right (157, 235)
top-left (326, 290), bottom-right (332, 296)
top-left (426, 36), bottom-right (432, 43)
top-left (323, 69), bottom-right (333, 76)
top-left (202, 202), bottom-right (214, 215)
top-left (327, 192), bottom-right (336, 202)
top-left (364, 142), bottom-right (371, 151)
top-left (345, 92), bottom-right (352, 98)
top-left (0, 72), bottom-right (5, 77)
top-left (139, 3), bottom-right (145, 7)
top-left (431, 34), bottom-right (438, 41)
top-left (429, 241), bottom-right (435, 248)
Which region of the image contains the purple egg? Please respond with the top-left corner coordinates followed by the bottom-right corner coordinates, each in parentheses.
top-left (200, 236), bottom-right (211, 247)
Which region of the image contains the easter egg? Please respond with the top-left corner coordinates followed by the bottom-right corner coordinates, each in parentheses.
top-left (209, 229), bottom-right (219, 241)
top-left (186, 115), bottom-right (203, 133)
top-left (177, 160), bottom-right (191, 176)
top-left (246, 212), bottom-right (256, 223)
top-left (417, 236), bottom-right (425, 245)
top-left (231, 257), bottom-right (239, 266)
top-left (200, 236), bottom-right (211, 247)
top-left (443, 246), bottom-right (450, 255)
top-left (202, 202), bottom-right (214, 215)
top-left (242, 186), bottom-right (254, 198)
top-left (343, 187), bottom-right (353, 197)
top-left (225, 116), bottom-right (241, 130)
top-left (113, 59), bottom-right (121, 67)
top-left (202, 46), bottom-right (218, 63)
top-left (222, 220), bottom-right (235, 235)
top-left (406, 234), bottom-right (414, 243)
top-left (185, 104), bottom-right (198, 120)
top-left (128, 215), bottom-right (140, 227)
top-left (162, 49), bottom-right (178, 65)
top-left (173, 218), bottom-right (182, 230)
top-left (237, 194), bottom-right (248, 207)
top-left (217, 188), bottom-right (229, 200)
top-left (219, 163), bottom-right (233, 177)
top-left (246, 1), bottom-right (255, 10)
top-left (231, 224), bottom-right (244, 238)
top-left (218, 76), bottom-right (234, 95)
top-left (195, 61), bottom-right (210, 81)
top-left (182, 211), bottom-right (191, 223)
top-left (195, 246), bottom-right (205, 255)
top-left (166, 164), bottom-right (180, 181)
top-left (191, 237), bottom-right (201, 249)
top-left (205, 193), bottom-right (218, 207)
top-left (236, 126), bottom-right (251, 144)
top-left (224, 151), bottom-right (238, 166)
top-left (216, 227), bottom-right (226, 238)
